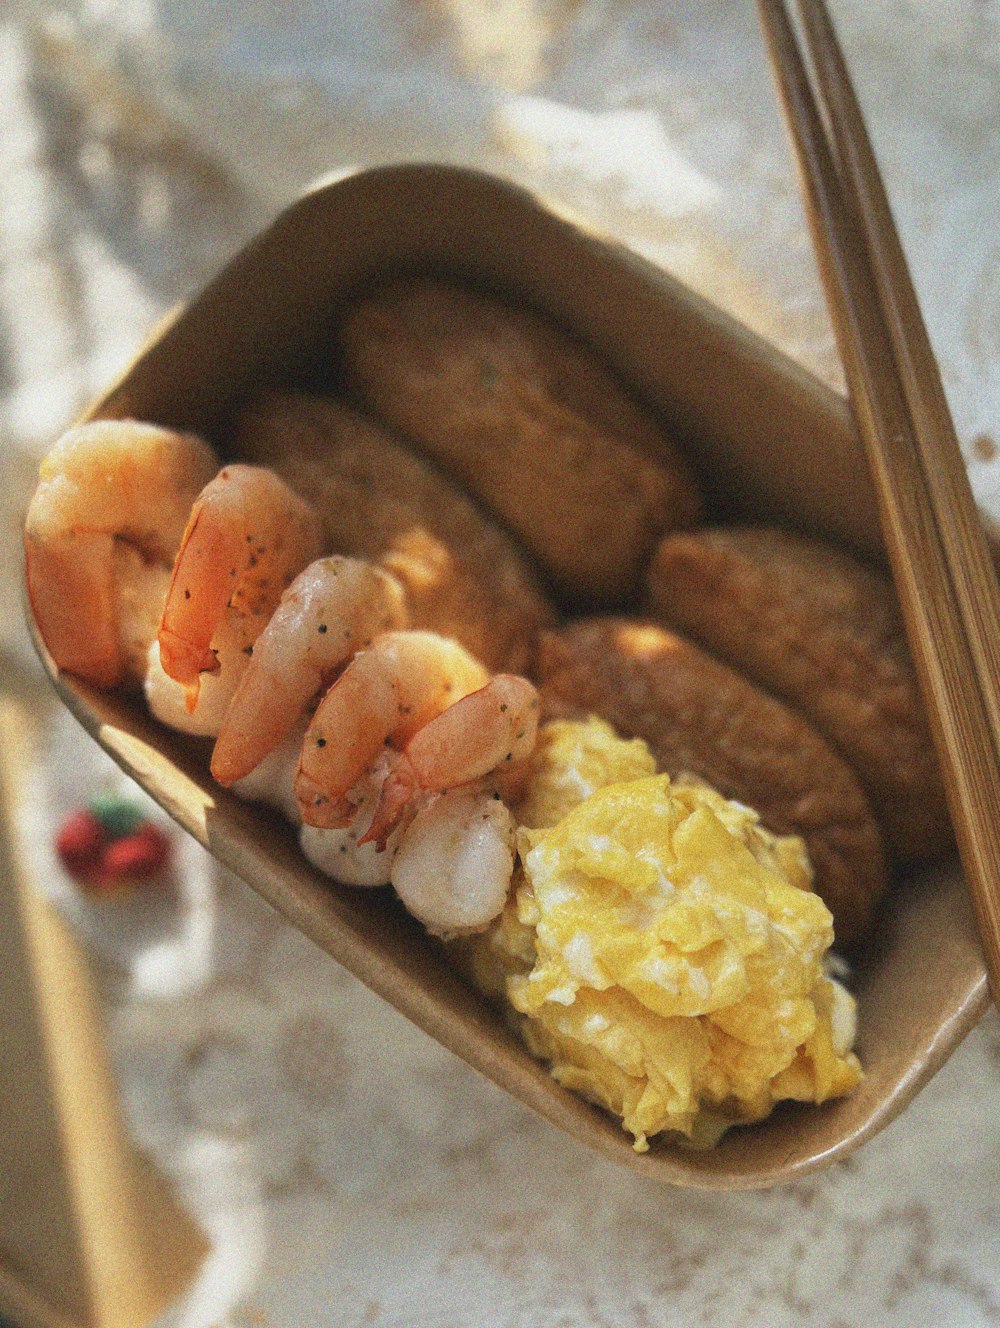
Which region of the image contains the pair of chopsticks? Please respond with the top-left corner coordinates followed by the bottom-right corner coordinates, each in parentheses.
top-left (756, 0), bottom-right (1000, 1006)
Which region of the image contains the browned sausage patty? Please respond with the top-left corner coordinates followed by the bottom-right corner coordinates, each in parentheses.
top-left (537, 617), bottom-right (889, 946)
top-left (647, 526), bottom-right (950, 862)
top-left (236, 393), bottom-right (556, 674)
top-left (339, 276), bottom-right (703, 603)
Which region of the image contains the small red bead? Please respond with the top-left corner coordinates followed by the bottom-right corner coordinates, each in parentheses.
top-left (56, 809), bottom-right (105, 877)
top-left (99, 824), bottom-right (172, 883)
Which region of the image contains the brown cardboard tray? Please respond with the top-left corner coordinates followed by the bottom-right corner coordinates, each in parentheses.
top-left (31, 164), bottom-right (989, 1189)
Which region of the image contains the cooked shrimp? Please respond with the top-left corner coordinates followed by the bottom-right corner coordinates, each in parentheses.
top-left (299, 751), bottom-right (407, 887)
top-left (363, 674), bottom-right (540, 846)
top-left (158, 464), bottom-right (325, 707)
top-left (144, 631), bottom-right (252, 736)
top-left (210, 556), bottom-right (408, 786)
top-left (295, 631), bottom-right (489, 827)
top-left (24, 419), bottom-right (218, 687)
top-left (229, 720), bottom-right (308, 825)
top-left (390, 789), bottom-right (518, 936)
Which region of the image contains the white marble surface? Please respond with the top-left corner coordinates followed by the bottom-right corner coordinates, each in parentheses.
top-left (2, 3), bottom-right (1000, 1325)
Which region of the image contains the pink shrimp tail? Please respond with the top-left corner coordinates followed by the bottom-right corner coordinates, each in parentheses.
top-left (294, 764), bottom-right (357, 829)
top-left (158, 626), bottom-right (220, 684)
top-left (358, 758), bottom-right (418, 849)
top-left (157, 626), bottom-right (217, 712)
top-left (157, 490), bottom-right (235, 691)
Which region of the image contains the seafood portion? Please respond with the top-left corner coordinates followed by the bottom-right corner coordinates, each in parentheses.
top-left (299, 750), bottom-right (408, 887)
top-left (391, 789), bottom-right (517, 936)
top-left (25, 419), bottom-right (542, 939)
top-left (365, 673), bottom-right (540, 847)
top-left (158, 464), bottom-right (325, 704)
top-left (147, 465), bottom-right (324, 736)
top-left (24, 419), bottom-right (217, 687)
top-left (295, 630), bottom-right (491, 828)
top-left (195, 562), bottom-right (534, 933)
top-left (230, 722), bottom-right (308, 827)
top-left (211, 556), bottom-right (409, 786)
top-left (24, 420), bottom-right (328, 743)
top-left (226, 637), bottom-right (536, 932)
top-left (213, 610), bottom-right (538, 934)
top-left (300, 777), bottom-right (520, 937)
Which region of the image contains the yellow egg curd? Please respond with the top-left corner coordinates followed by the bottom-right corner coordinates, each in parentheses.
top-left (459, 717), bottom-right (861, 1151)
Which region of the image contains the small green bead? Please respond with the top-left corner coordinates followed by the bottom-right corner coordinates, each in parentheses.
top-left (87, 793), bottom-right (147, 842)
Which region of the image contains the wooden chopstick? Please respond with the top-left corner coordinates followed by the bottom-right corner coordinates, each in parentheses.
top-left (796, 0), bottom-right (1000, 748)
top-left (755, 0), bottom-right (1000, 1005)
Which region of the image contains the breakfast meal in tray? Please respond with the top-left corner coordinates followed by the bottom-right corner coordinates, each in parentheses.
top-left (24, 274), bottom-right (950, 1152)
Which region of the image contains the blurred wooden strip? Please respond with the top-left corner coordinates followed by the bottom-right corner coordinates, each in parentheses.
top-left (797, 0), bottom-right (1000, 751)
top-left (756, 0), bottom-right (1000, 1006)
top-left (0, 677), bottom-right (207, 1327)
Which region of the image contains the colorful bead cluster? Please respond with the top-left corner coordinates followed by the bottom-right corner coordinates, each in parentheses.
top-left (55, 793), bottom-right (172, 893)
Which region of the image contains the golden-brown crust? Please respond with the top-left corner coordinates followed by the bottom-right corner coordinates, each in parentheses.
top-left (339, 276), bottom-right (703, 603)
top-left (646, 526), bottom-right (951, 862)
top-left (537, 617), bottom-right (889, 946)
top-left (235, 393), bottom-right (556, 674)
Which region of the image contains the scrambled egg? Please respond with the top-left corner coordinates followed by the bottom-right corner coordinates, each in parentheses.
top-left (460, 717), bottom-right (861, 1151)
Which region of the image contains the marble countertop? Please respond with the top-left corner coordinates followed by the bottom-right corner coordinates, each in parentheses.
top-left (2, 3), bottom-right (999, 1324)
